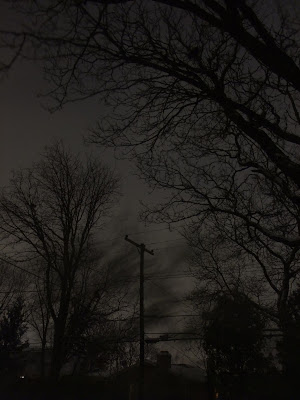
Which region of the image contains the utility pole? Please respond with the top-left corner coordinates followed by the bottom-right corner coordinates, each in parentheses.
top-left (125, 235), bottom-right (154, 400)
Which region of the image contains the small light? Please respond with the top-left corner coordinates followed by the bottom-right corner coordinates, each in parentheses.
top-left (20, 376), bottom-right (25, 379)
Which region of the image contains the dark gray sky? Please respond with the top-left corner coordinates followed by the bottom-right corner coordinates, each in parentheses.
top-left (0, 57), bottom-right (185, 243)
top-left (1, 0), bottom-right (298, 368)
top-left (0, 1), bottom-right (202, 365)
top-left (0, 37), bottom-right (197, 365)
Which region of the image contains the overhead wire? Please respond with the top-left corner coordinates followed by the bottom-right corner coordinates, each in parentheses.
top-left (0, 256), bottom-right (44, 281)
top-left (95, 226), bottom-right (186, 246)
top-left (167, 342), bottom-right (202, 368)
top-left (147, 238), bottom-right (186, 245)
top-left (0, 272), bottom-right (196, 295)
top-left (145, 314), bottom-right (200, 319)
top-left (146, 278), bottom-right (187, 305)
top-left (152, 244), bottom-right (188, 251)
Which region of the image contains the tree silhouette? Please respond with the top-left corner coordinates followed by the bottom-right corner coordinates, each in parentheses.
top-left (277, 284), bottom-right (300, 381)
top-left (0, 297), bottom-right (28, 378)
top-left (202, 292), bottom-right (271, 399)
top-left (0, 141), bottom-right (120, 378)
top-left (1, 0), bottom-right (300, 374)
top-left (1, 1), bottom-right (299, 186)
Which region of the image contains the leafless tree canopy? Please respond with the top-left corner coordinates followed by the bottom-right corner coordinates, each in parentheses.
top-left (0, 261), bottom-right (25, 316)
top-left (1, 1), bottom-right (300, 323)
top-left (0, 141), bottom-right (120, 376)
top-left (1, 1), bottom-right (299, 178)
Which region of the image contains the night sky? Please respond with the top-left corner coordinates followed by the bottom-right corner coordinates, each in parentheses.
top-left (0, 3), bottom-right (195, 365)
top-left (1, 1), bottom-right (299, 392)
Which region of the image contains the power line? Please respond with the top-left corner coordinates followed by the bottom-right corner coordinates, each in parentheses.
top-left (0, 257), bottom-right (45, 281)
top-left (145, 274), bottom-right (195, 281)
top-left (145, 314), bottom-right (200, 319)
top-left (124, 234), bottom-right (154, 400)
top-left (145, 332), bottom-right (198, 335)
top-left (96, 236), bottom-right (185, 247)
top-left (0, 273), bottom-right (196, 295)
top-left (146, 279), bottom-right (186, 304)
top-left (148, 337), bottom-right (203, 342)
top-left (95, 226), bottom-right (185, 246)
top-left (168, 342), bottom-right (202, 368)
top-left (153, 244), bottom-right (188, 251)
top-left (127, 226), bottom-right (184, 236)
top-left (0, 290), bottom-right (39, 294)
top-left (148, 238), bottom-right (185, 245)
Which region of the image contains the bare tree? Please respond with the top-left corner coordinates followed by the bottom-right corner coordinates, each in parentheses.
top-left (183, 168), bottom-right (300, 326)
top-left (0, 296), bottom-right (29, 380)
top-left (27, 245), bottom-right (141, 377)
top-left (29, 273), bottom-right (51, 378)
top-left (0, 5), bottom-right (298, 208)
top-left (0, 1), bottom-right (299, 183)
top-left (63, 254), bottom-right (136, 367)
top-left (1, 0), bottom-right (300, 334)
top-left (0, 260), bottom-right (25, 316)
top-left (0, 141), bottom-right (120, 378)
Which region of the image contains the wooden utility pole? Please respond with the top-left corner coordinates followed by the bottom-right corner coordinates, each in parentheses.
top-left (125, 235), bottom-right (154, 400)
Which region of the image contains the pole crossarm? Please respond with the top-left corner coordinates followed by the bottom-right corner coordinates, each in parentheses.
top-left (125, 235), bottom-right (154, 255)
top-left (125, 234), bottom-right (154, 400)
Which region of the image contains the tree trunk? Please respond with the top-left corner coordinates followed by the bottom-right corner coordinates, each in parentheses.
top-left (51, 299), bottom-right (69, 380)
top-left (51, 321), bottom-right (66, 380)
top-left (40, 339), bottom-right (46, 379)
top-left (50, 276), bottom-right (72, 379)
